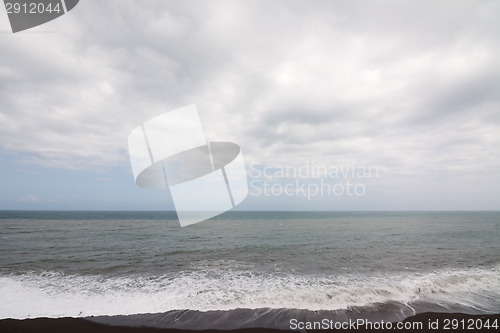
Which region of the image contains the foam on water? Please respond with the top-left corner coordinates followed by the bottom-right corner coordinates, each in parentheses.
top-left (1, 265), bottom-right (499, 320)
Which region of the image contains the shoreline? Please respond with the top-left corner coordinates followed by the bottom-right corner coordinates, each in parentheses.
top-left (1, 312), bottom-right (499, 333)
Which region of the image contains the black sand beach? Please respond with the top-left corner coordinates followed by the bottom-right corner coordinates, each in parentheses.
top-left (1, 313), bottom-right (499, 333)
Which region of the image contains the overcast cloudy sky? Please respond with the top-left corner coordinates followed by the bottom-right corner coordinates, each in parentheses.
top-left (1, 0), bottom-right (499, 211)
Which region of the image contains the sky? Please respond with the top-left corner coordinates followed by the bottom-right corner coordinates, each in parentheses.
top-left (0, 0), bottom-right (499, 211)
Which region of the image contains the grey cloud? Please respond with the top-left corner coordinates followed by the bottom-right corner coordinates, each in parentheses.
top-left (412, 72), bottom-right (500, 125)
top-left (0, 0), bottom-right (498, 197)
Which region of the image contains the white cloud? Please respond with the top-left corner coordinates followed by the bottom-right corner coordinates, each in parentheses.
top-left (0, 0), bottom-right (499, 208)
top-left (17, 194), bottom-right (41, 203)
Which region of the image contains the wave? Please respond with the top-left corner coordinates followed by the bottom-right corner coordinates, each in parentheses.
top-left (1, 266), bottom-right (499, 322)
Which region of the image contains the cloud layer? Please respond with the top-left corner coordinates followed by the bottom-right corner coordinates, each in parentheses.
top-left (1, 0), bottom-right (499, 209)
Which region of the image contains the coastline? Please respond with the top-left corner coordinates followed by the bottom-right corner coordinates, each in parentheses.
top-left (1, 312), bottom-right (499, 333)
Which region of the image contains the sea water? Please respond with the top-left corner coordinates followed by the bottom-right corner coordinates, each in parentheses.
top-left (0, 211), bottom-right (499, 329)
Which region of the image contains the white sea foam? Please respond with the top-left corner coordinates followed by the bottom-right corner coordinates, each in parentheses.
top-left (0, 266), bottom-right (499, 319)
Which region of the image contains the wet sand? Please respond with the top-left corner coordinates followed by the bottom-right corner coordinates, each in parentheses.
top-left (0, 312), bottom-right (499, 332)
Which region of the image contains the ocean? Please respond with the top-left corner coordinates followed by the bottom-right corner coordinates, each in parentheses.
top-left (0, 211), bottom-right (499, 330)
